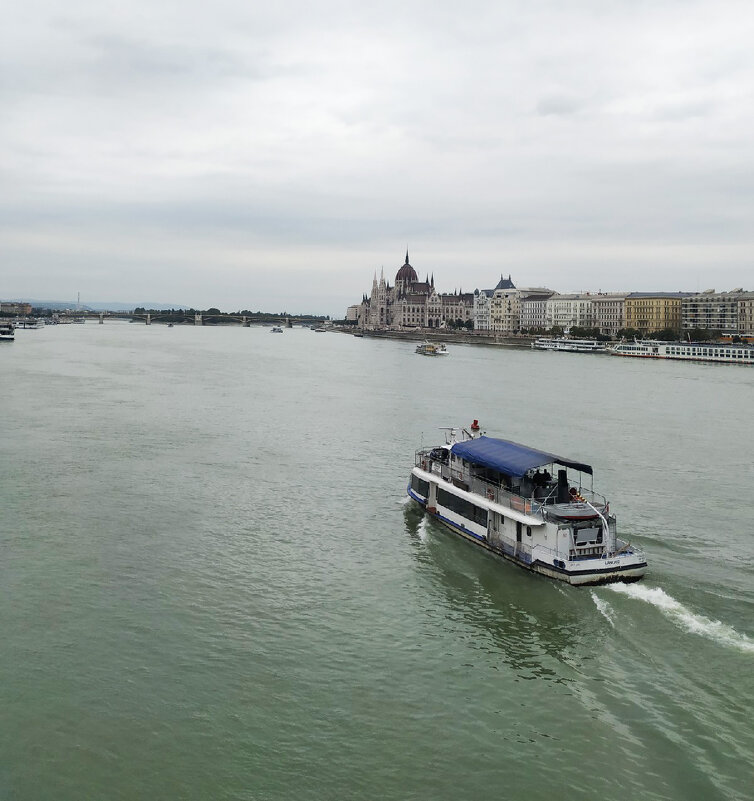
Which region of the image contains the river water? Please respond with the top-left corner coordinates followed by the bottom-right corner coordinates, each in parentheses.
top-left (1, 323), bottom-right (752, 800)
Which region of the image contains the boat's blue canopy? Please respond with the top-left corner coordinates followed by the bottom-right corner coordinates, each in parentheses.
top-left (450, 436), bottom-right (592, 476)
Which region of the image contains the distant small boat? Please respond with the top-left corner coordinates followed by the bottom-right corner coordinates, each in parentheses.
top-left (353, 332), bottom-right (364, 338)
top-left (313, 327), bottom-right (326, 333)
top-left (0, 322), bottom-right (15, 341)
top-left (271, 326), bottom-right (283, 333)
top-left (167, 323), bottom-right (174, 328)
top-left (416, 341), bottom-right (448, 356)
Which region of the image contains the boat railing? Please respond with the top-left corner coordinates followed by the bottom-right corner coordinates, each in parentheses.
top-left (491, 530), bottom-right (569, 564)
top-left (415, 449), bottom-right (607, 518)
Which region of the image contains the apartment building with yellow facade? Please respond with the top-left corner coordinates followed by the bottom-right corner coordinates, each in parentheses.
top-left (624, 292), bottom-right (693, 335)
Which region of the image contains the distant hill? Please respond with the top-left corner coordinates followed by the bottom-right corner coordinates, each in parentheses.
top-left (5, 299), bottom-right (189, 312)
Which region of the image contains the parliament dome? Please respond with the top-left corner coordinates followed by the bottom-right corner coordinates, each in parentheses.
top-left (395, 251), bottom-right (418, 284)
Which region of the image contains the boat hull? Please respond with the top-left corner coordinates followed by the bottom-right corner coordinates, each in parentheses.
top-left (407, 489), bottom-right (646, 586)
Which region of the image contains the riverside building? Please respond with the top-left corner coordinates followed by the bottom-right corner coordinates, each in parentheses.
top-left (545, 294), bottom-right (594, 332)
top-left (356, 252), bottom-right (474, 330)
top-left (473, 275), bottom-right (516, 331)
top-left (739, 296), bottom-right (754, 337)
top-left (519, 290), bottom-right (557, 332)
top-left (591, 293), bottom-right (628, 338)
top-left (625, 292), bottom-right (692, 336)
top-left (681, 289), bottom-right (754, 336)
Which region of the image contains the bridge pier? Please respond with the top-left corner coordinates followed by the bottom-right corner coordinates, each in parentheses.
top-left (195, 314), bottom-right (202, 326)
top-left (242, 315), bottom-right (249, 327)
top-left (99, 313), bottom-right (104, 324)
top-left (146, 313), bottom-right (151, 325)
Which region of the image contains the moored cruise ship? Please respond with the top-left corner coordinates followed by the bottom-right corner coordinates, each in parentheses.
top-left (609, 340), bottom-right (754, 364)
top-left (532, 337), bottom-right (607, 353)
top-left (407, 425), bottom-right (646, 586)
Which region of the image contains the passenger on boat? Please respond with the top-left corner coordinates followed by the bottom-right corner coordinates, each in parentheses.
top-left (430, 448), bottom-right (448, 464)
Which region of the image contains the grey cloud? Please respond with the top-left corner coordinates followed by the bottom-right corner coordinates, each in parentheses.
top-left (2, 0), bottom-right (753, 314)
top-left (535, 95), bottom-right (584, 116)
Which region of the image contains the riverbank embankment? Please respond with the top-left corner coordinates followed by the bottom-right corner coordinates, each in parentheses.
top-left (335, 327), bottom-right (536, 349)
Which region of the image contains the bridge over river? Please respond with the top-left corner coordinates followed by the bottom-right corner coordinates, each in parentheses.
top-left (61, 312), bottom-right (321, 326)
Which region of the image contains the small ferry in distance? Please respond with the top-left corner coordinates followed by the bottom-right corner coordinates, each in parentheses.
top-left (416, 341), bottom-right (449, 356)
top-left (408, 424), bottom-right (646, 585)
top-left (609, 340), bottom-right (754, 364)
top-left (270, 326), bottom-right (283, 333)
top-left (0, 322), bottom-right (15, 341)
top-left (532, 337), bottom-right (607, 353)
top-left (15, 318), bottom-right (45, 329)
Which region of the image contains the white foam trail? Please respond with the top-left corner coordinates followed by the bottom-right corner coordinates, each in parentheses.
top-left (417, 516), bottom-right (430, 543)
top-left (590, 591), bottom-right (615, 627)
top-left (608, 583), bottom-right (754, 653)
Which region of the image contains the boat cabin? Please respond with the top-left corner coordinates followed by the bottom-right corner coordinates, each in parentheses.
top-left (415, 433), bottom-right (613, 555)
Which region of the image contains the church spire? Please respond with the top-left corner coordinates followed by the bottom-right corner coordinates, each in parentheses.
top-left (405, 249), bottom-right (409, 265)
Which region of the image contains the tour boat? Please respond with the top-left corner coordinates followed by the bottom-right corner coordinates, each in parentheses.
top-left (608, 340), bottom-right (754, 364)
top-left (532, 337), bottom-right (607, 353)
top-left (0, 322), bottom-right (15, 341)
top-left (416, 342), bottom-right (449, 356)
top-left (407, 424), bottom-right (646, 585)
top-left (271, 326), bottom-right (283, 333)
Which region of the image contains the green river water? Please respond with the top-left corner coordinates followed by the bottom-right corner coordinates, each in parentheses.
top-left (1, 323), bottom-right (752, 800)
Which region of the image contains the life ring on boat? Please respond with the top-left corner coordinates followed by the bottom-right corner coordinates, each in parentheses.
top-left (486, 488), bottom-right (494, 501)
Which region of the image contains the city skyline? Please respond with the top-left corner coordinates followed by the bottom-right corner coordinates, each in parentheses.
top-left (3, 1), bottom-right (753, 317)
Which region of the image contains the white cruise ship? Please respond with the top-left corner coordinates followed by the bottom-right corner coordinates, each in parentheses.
top-left (609, 340), bottom-right (754, 364)
top-left (408, 425), bottom-right (646, 586)
top-left (532, 337), bottom-right (607, 353)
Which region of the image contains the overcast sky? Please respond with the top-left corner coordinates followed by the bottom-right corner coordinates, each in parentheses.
top-left (2, 0), bottom-right (753, 315)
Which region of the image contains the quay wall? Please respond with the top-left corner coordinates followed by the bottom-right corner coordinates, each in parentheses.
top-left (337, 328), bottom-right (536, 348)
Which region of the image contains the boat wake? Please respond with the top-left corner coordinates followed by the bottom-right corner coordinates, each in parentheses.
top-left (607, 583), bottom-right (754, 653)
top-left (416, 516), bottom-right (430, 543)
top-left (590, 591), bottom-right (615, 627)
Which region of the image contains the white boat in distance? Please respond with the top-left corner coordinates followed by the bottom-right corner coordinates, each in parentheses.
top-left (0, 322), bottom-right (15, 341)
top-left (408, 424), bottom-right (646, 586)
top-left (532, 337), bottom-right (607, 353)
top-left (416, 341), bottom-right (449, 356)
top-left (271, 326), bottom-right (283, 333)
top-left (609, 340), bottom-right (754, 365)
top-left (15, 318), bottom-right (45, 329)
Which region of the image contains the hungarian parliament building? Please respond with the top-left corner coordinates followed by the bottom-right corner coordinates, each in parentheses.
top-left (345, 252), bottom-right (754, 338)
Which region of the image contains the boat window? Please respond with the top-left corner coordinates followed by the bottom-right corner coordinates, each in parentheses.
top-left (526, 526), bottom-right (532, 537)
top-left (437, 488), bottom-right (488, 527)
top-left (410, 475), bottom-right (430, 497)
